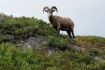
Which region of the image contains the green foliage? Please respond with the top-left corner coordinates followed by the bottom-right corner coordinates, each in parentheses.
top-left (0, 15), bottom-right (105, 70)
top-left (75, 36), bottom-right (105, 48)
top-left (0, 35), bottom-right (9, 43)
top-left (48, 36), bottom-right (69, 49)
top-left (0, 43), bottom-right (46, 70)
top-left (48, 35), bottom-right (76, 50)
top-left (0, 43), bottom-right (105, 70)
top-left (0, 15), bottom-right (56, 40)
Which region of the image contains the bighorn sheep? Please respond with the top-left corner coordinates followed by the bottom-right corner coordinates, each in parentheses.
top-left (43, 6), bottom-right (75, 38)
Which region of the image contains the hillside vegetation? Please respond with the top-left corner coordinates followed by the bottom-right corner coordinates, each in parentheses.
top-left (0, 14), bottom-right (105, 70)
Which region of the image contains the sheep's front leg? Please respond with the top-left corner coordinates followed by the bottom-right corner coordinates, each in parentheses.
top-left (56, 26), bottom-right (60, 36)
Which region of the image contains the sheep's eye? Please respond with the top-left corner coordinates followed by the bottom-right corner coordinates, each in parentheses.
top-left (45, 9), bottom-right (48, 12)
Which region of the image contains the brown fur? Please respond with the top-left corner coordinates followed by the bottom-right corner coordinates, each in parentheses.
top-left (43, 6), bottom-right (75, 38)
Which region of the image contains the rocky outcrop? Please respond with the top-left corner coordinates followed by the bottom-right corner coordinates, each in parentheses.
top-left (16, 36), bottom-right (48, 49)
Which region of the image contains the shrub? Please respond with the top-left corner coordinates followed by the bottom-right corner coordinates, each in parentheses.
top-left (48, 36), bottom-right (70, 50)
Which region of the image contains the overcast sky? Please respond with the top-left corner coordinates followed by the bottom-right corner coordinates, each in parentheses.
top-left (0, 0), bottom-right (105, 37)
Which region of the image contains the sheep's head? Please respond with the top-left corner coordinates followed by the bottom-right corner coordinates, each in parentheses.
top-left (43, 6), bottom-right (58, 16)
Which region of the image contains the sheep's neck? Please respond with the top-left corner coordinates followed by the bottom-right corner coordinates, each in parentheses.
top-left (49, 15), bottom-right (54, 24)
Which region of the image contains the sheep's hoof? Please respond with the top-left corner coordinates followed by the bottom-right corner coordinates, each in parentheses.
top-left (73, 36), bottom-right (75, 38)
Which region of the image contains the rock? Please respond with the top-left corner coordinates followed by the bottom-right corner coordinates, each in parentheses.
top-left (94, 56), bottom-right (104, 62)
top-left (69, 45), bottom-right (86, 52)
top-left (16, 36), bottom-right (48, 49)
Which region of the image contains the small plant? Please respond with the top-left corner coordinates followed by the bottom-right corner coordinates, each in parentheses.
top-left (0, 35), bottom-right (9, 43)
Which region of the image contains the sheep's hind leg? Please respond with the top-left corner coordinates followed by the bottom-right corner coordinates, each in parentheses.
top-left (67, 30), bottom-right (72, 38)
top-left (71, 29), bottom-right (75, 38)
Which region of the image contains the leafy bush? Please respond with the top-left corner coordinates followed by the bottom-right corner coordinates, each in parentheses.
top-left (0, 43), bottom-right (47, 70)
top-left (0, 15), bottom-right (56, 40)
top-left (48, 36), bottom-right (70, 50)
top-left (0, 35), bottom-right (9, 43)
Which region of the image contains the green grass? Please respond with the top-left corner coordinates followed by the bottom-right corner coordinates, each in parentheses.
top-left (75, 36), bottom-right (105, 48)
top-left (0, 43), bottom-right (105, 70)
top-left (0, 15), bottom-right (105, 70)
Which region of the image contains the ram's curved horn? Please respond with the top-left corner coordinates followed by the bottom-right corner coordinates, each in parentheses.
top-left (51, 6), bottom-right (58, 13)
top-left (43, 6), bottom-right (49, 13)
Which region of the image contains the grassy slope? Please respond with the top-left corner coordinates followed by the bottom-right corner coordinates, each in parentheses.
top-left (0, 15), bottom-right (105, 70)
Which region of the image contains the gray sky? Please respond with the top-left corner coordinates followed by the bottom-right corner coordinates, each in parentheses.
top-left (0, 0), bottom-right (105, 37)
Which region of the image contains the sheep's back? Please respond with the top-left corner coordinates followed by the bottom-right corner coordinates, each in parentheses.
top-left (54, 16), bottom-right (74, 27)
